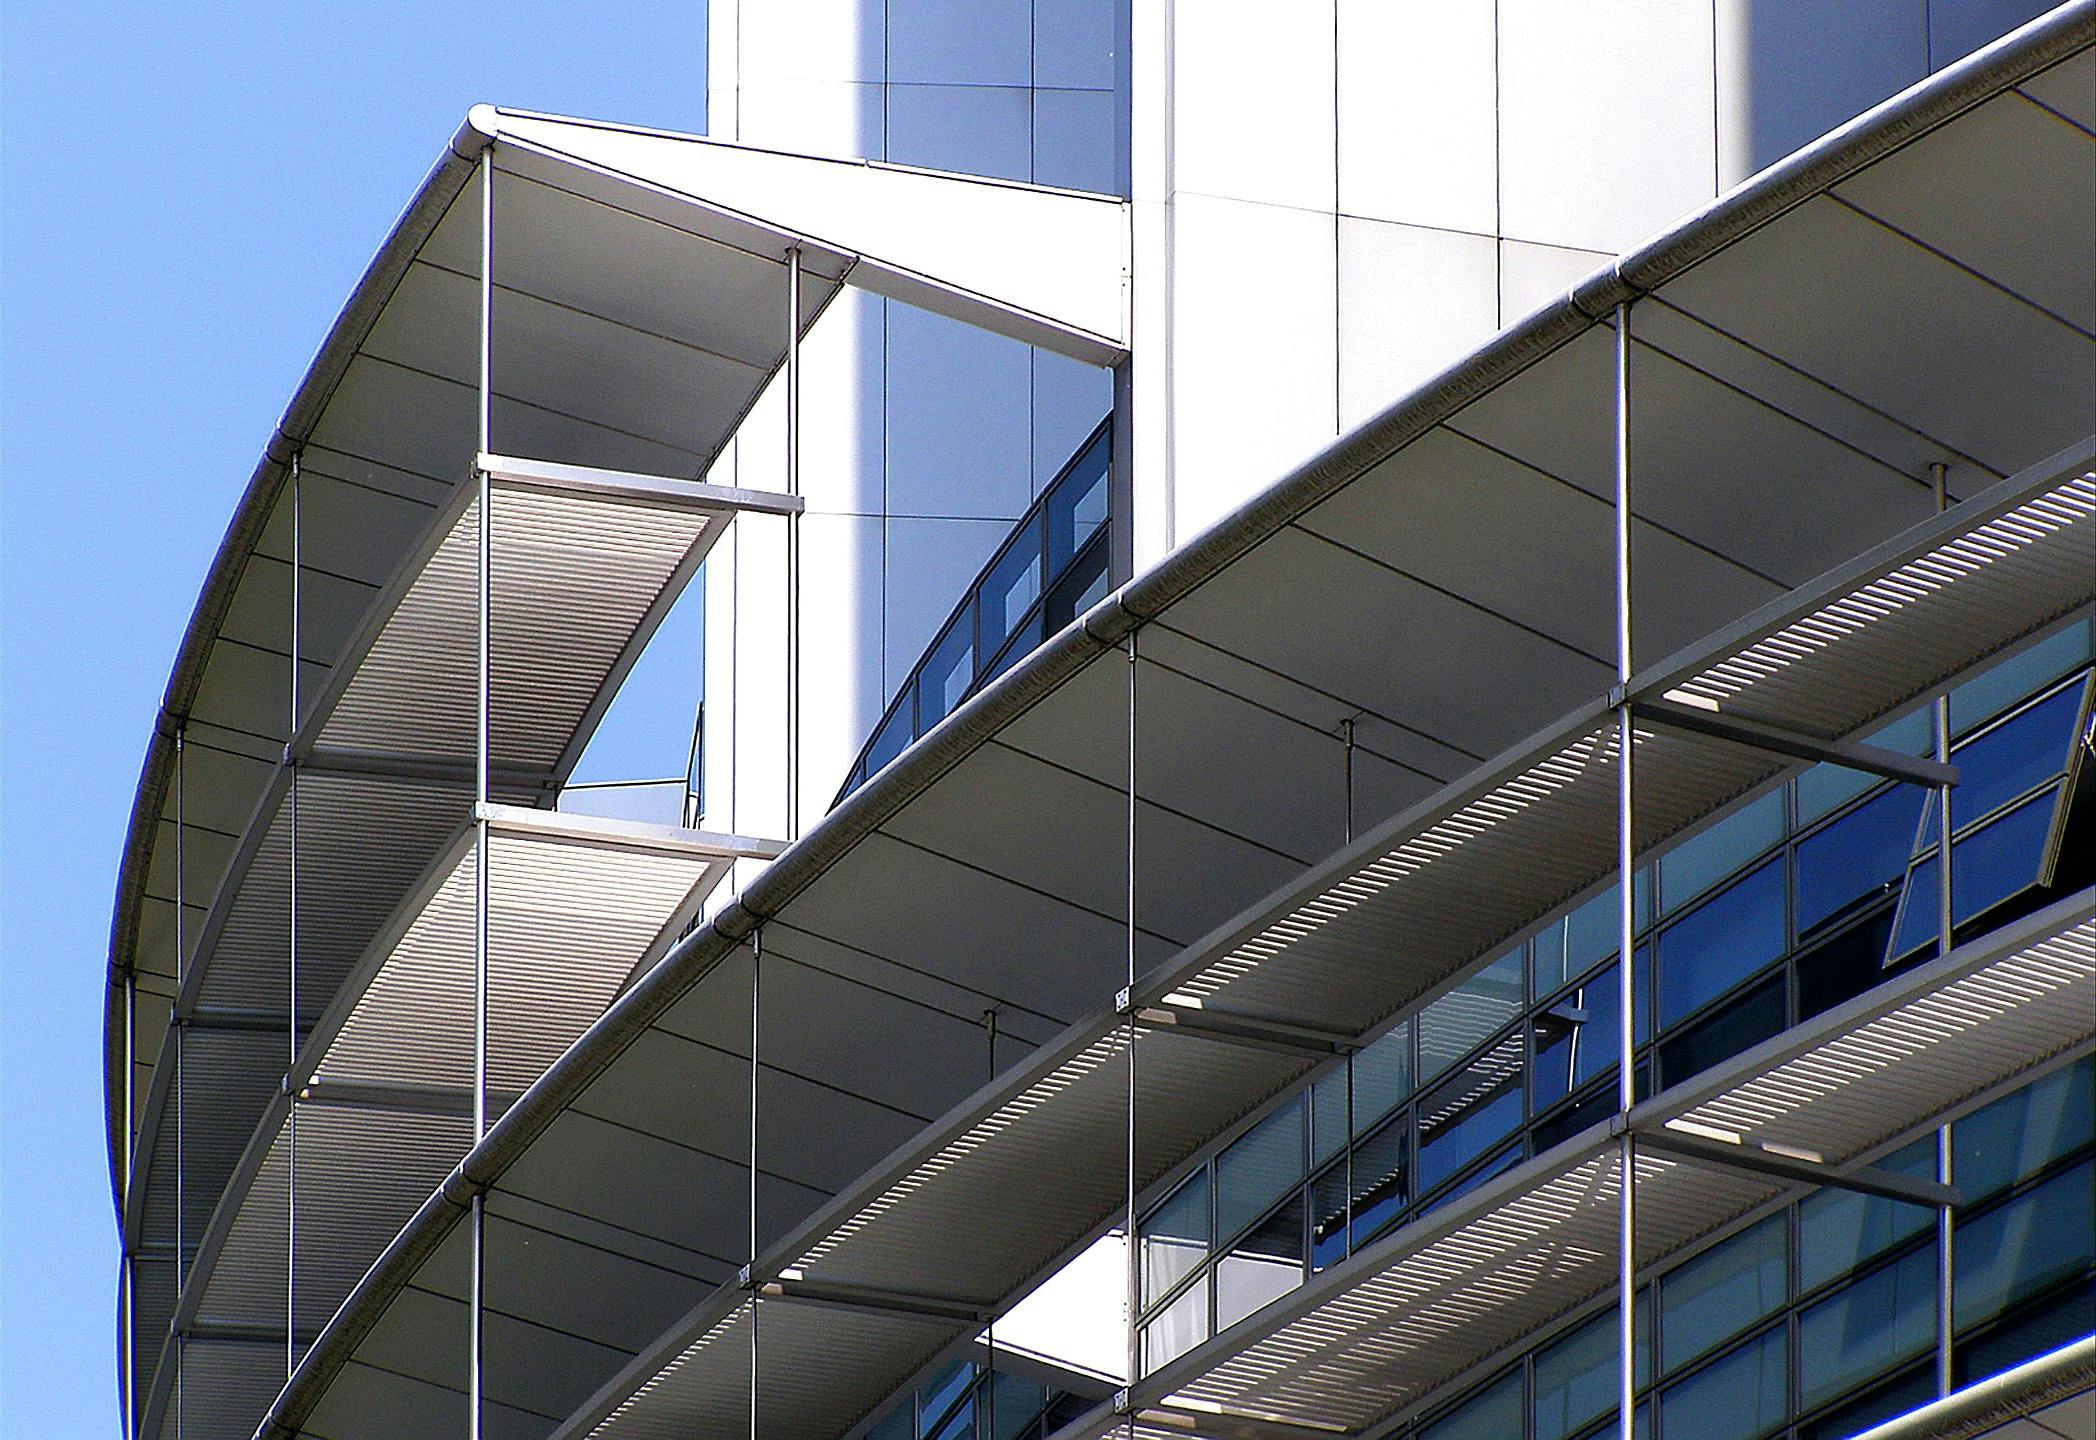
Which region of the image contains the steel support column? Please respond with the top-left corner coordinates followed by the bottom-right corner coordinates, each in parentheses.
top-left (1932, 459), bottom-right (1957, 1397)
top-left (785, 246), bottom-right (802, 843)
top-left (122, 959), bottom-right (135, 1440)
top-left (469, 140), bottom-right (494, 1440)
top-left (286, 449), bottom-right (301, 1382)
top-left (750, 926), bottom-right (763, 1440)
top-left (175, 729), bottom-right (187, 1440)
top-left (1613, 302), bottom-right (1637, 1440)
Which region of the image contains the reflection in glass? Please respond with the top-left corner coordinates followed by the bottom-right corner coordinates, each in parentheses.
top-left (1421, 1368), bottom-right (1521, 1440)
top-left (1943, 680), bottom-right (2083, 830)
top-left (1349, 1117), bottom-right (1408, 1250)
top-left (1417, 1034), bottom-right (1524, 1196)
top-left (1141, 1170), bottom-right (1208, 1309)
top-left (1660, 1214), bottom-right (1785, 1374)
top-left (1142, 1277), bottom-right (1209, 1373)
top-left (1047, 431), bottom-right (1109, 572)
top-left (1952, 1058), bottom-right (2093, 1203)
top-left (920, 604), bottom-right (976, 729)
top-left (1353, 1022), bottom-right (1411, 1137)
top-left (1660, 1325), bottom-right (1786, 1440)
top-left (1951, 1157), bottom-right (2094, 1331)
top-left (1217, 1196), bottom-right (1304, 1331)
top-left (980, 519), bottom-right (1043, 656)
top-left (1216, 1100), bottom-right (1304, 1246)
top-left (1889, 787), bottom-right (2061, 960)
top-left (1795, 783), bottom-right (1926, 936)
top-left (1655, 859), bottom-right (1784, 1028)
top-left (1798, 1137), bottom-right (1936, 1293)
top-left (1659, 790), bottom-right (1783, 918)
top-left (1798, 1243), bottom-right (1937, 1411)
top-left (1420, 948), bottom-right (1524, 1082)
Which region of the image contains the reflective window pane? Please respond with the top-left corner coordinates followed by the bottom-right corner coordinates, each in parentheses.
top-left (1043, 538), bottom-right (1108, 632)
top-left (1311, 1065), bottom-right (1348, 1167)
top-left (1216, 1196), bottom-right (1304, 1331)
top-left (1660, 1325), bottom-right (1787, 1440)
top-left (1141, 1274), bottom-right (1209, 1372)
top-left (919, 604), bottom-right (978, 729)
top-left (1798, 1242), bottom-right (1937, 1411)
top-left (979, 519), bottom-right (1043, 656)
top-left (1946, 680), bottom-right (2083, 830)
top-left (1952, 1058), bottom-right (2093, 1202)
top-left (1656, 973), bottom-right (1785, 1090)
top-left (1949, 627), bottom-right (2090, 736)
top-left (1659, 791), bottom-right (1784, 918)
top-left (1564, 878), bottom-right (1649, 984)
top-left (1349, 1117), bottom-right (1408, 1250)
top-left (1140, 1170), bottom-right (1208, 1309)
top-left (1656, 859), bottom-right (1785, 1029)
top-left (1420, 948), bottom-right (1524, 1082)
top-left (1422, 1369), bottom-right (1521, 1440)
top-left (1046, 431), bottom-right (1110, 572)
top-left (1799, 1137), bottom-right (1936, 1292)
top-left (988, 1373), bottom-right (1045, 1440)
top-left (1795, 783), bottom-right (1926, 936)
top-left (867, 698), bottom-right (915, 774)
top-left (1535, 1299), bottom-right (1650, 1440)
top-left (1660, 1214), bottom-right (1786, 1374)
top-left (1952, 1157), bottom-right (2094, 1331)
top-left (1310, 1164), bottom-right (1350, 1272)
top-left (1354, 1022), bottom-right (1411, 1136)
top-left (1216, 1100), bottom-right (1305, 1245)
top-left (1418, 1036), bottom-right (1525, 1196)
top-left (1890, 787), bottom-right (2061, 959)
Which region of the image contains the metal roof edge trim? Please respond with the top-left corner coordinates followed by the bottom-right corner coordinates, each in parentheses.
top-left (1117, 888), bottom-right (2095, 1417)
top-left (103, 125), bottom-right (486, 1204)
top-left (1847, 1336), bottom-right (2095, 1440)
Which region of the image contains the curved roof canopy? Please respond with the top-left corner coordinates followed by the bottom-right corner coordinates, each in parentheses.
top-left (238, 9), bottom-right (2093, 1440)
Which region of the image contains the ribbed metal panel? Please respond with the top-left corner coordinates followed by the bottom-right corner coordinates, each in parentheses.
top-left (137, 1030), bottom-right (282, 1261)
top-left (1671, 911), bottom-right (2095, 1163)
top-left (169, 1341), bottom-right (290, 1440)
top-left (320, 485), bottom-right (714, 768)
top-left (1661, 470), bottom-right (2096, 732)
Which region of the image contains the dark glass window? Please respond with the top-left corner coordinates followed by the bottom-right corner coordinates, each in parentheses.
top-left (1349, 1117), bottom-right (1408, 1250)
top-left (1952, 1157), bottom-right (2094, 1331)
top-left (1797, 1243), bottom-right (1938, 1411)
top-left (1890, 786), bottom-right (2062, 959)
top-left (1656, 973), bottom-right (1785, 1089)
top-left (1353, 1023), bottom-right (1411, 1137)
top-left (1311, 1065), bottom-right (1348, 1167)
top-left (1656, 859), bottom-right (1784, 1029)
top-left (1956, 1279), bottom-right (2096, 1386)
top-left (1946, 680), bottom-right (2084, 830)
top-left (1046, 433), bottom-right (1109, 572)
top-left (1796, 907), bottom-right (1897, 1021)
top-left (1534, 1300), bottom-right (1650, 1440)
top-left (1043, 538), bottom-right (1109, 632)
top-left (1421, 1368), bottom-right (1521, 1440)
top-left (1659, 1324), bottom-right (1786, 1440)
top-left (1659, 790), bottom-right (1783, 918)
top-left (1216, 1100), bottom-right (1304, 1246)
top-left (1420, 948), bottom-right (1523, 1081)
top-left (919, 604), bottom-right (977, 730)
top-left (866, 699), bottom-right (913, 773)
top-left (1799, 1363), bottom-right (1934, 1440)
top-left (1795, 783), bottom-right (1927, 936)
top-left (1310, 1164), bottom-right (1350, 1272)
top-left (1948, 625), bottom-right (2092, 735)
top-left (1417, 1039), bottom-right (1525, 1196)
top-left (1660, 1214), bottom-right (1786, 1374)
top-left (1952, 1058), bottom-right (2092, 1203)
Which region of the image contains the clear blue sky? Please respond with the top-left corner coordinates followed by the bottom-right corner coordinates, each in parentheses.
top-left (1, 5), bottom-right (707, 1431)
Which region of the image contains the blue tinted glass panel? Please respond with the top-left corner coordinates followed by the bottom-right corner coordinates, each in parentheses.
top-left (1952, 1157), bottom-right (2094, 1330)
top-left (1420, 949), bottom-right (1524, 1081)
top-left (982, 607), bottom-right (1045, 686)
top-left (1422, 1142), bottom-right (1520, 1214)
top-left (919, 604), bottom-right (978, 729)
top-left (1660, 791), bottom-right (1784, 918)
top-left (1796, 784), bottom-right (1927, 936)
top-left (1141, 1170), bottom-right (1208, 1309)
top-left (1422, 1369), bottom-right (1521, 1440)
top-left (1418, 1041), bottom-right (1525, 1196)
top-left (1950, 627), bottom-right (2091, 736)
top-left (1046, 432), bottom-right (1110, 572)
top-left (1660, 1214), bottom-right (1786, 1374)
top-left (1798, 1242), bottom-right (1938, 1410)
top-left (1953, 1059), bottom-right (2093, 1203)
top-left (1044, 538), bottom-right (1108, 631)
top-left (1891, 787), bottom-right (2060, 958)
top-left (1657, 974), bottom-right (1786, 1089)
top-left (980, 520), bottom-right (1044, 656)
top-left (1563, 879), bottom-right (1651, 983)
top-left (1216, 1100), bottom-right (1305, 1245)
top-left (1353, 1023), bottom-right (1411, 1136)
top-left (1799, 1137), bottom-right (1936, 1292)
top-left (867, 698), bottom-right (914, 774)
top-left (927, 1396), bottom-right (974, 1440)
top-left (1657, 860), bottom-right (1784, 1029)
top-left (866, 1403), bottom-right (913, 1440)
top-left (1533, 916), bottom-right (1571, 997)
top-left (1310, 1165), bottom-right (1350, 1272)
top-left (1798, 763), bottom-right (1881, 828)
top-left (1947, 681), bottom-right (2083, 830)
top-left (1349, 1118), bottom-right (1408, 1250)
top-left (988, 1374), bottom-right (1044, 1440)
top-left (920, 1362), bottom-right (973, 1433)
top-left (1311, 1066), bottom-right (1348, 1167)
top-left (1536, 1299), bottom-right (1651, 1440)
top-left (1661, 1326), bottom-right (1787, 1440)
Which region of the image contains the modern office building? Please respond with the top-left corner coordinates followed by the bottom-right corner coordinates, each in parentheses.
top-left (105, 3), bottom-right (2095, 1439)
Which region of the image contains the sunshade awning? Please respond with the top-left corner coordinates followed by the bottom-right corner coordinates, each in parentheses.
top-left (244, 11), bottom-right (2093, 1439)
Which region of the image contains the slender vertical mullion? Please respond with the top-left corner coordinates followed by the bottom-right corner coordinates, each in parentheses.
top-left (469, 139), bottom-right (494, 1440)
top-left (287, 448), bottom-right (301, 1381)
top-left (1931, 460), bottom-right (1956, 1396)
top-left (785, 247), bottom-right (802, 844)
top-left (1124, 632), bottom-right (1141, 1398)
top-left (750, 927), bottom-right (763, 1440)
top-left (175, 729), bottom-right (187, 1440)
top-left (1614, 302), bottom-right (1637, 1440)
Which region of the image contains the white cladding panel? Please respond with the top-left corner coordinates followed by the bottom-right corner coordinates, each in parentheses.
top-left (1336, 0), bottom-right (1498, 235)
top-left (1338, 217), bottom-right (1499, 429)
top-left (1174, 0), bottom-right (1336, 213)
top-left (1497, 0), bottom-right (1718, 254)
top-left (1499, 238), bottom-right (1614, 326)
top-left (1171, 191), bottom-right (1336, 541)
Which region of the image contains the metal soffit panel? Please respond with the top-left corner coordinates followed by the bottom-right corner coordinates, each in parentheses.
top-left (254, 14), bottom-right (2096, 1439)
top-left (139, 810), bottom-right (761, 1440)
top-left (562, 446), bottom-right (2095, 1440)
top-left (1057, 893), bottom-right (2095, 1440)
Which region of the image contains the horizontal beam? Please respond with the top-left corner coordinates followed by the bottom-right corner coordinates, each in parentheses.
top-left (474, 801), bottom-right (787, 860)
top-left (1641, 1124), bottom-right (1961, 1209)
top-left (476, 451), bottom-right (804, 516)
top-left (175, 1320), bottom-right (322, 1346)
top-left (1129, 1403), bottom-right (1354, 1440)
top-left (1130, 999), bottom-right (1356, 1059)
top-left (180, 1006), bottom-right (313, 1036)
top-left (1633, 696), bottom-right (1959, 788)
top-left (745, 1270), bottom-right (991, 1325)
top-left (295, 1078), bottom-right (524, 1120)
